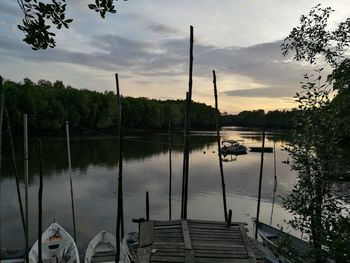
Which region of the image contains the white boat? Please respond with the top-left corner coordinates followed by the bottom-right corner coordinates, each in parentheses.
top-left (29, 223), bottom-right (80, 263)
top-left (221, 140), bottom-right (247, 155)
top-left (85, 231), bottom-right (136, 263)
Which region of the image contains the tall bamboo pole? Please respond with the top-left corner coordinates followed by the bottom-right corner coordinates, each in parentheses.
top-left (24, 114), bottom-right (29, 263)
top-left (181, 26), bottom-right (194, 220)
top-left (0, 76), bottom-right (4, 252)
top-left (212, 70), bottom-right (228, 221)
top-left (65, 121), bottom-right (77, 242)
top-left (5, 109), bottom-right (26, 233)
top-left (168, 120), bottom-right (172, 221)
top-left (115, 73), bottom-right (124, 263)
top-left (255, 127), bottom-right (266, 239)
top-left (37, 139), bottom-right (43, 263)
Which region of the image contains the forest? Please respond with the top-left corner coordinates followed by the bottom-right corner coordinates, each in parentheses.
top-left (2, 78), bottom-right (349, 140)
top-left (2, 78), bottom-right (217, 132)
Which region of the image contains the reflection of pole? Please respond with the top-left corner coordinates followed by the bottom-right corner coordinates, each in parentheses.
top-left (181, 26), bottom-right (194, 220)
top-left (0, 76), bottom-right (4, 252)
top-left (270, 141), bottom-right (277, 225)
top-left (255, 127), bottom-right (266, 239)
top-left (146, 191), bottom-right (150, 221)
top-left (213, 70), bottom-right (228, 221)
top-left (37, 139), bottom-right (43, 263)
top-left (6, 109), bottom-right (26, 233)
top-left (168, 120), bottom-right (172, 221)
top-left (65, 121), bottom-right (76, 242)
top-left (24, 114), bottom-right (29, 263)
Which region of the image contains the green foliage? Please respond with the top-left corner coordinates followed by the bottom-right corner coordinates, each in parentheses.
top-left (17, 0), bottom-right (126, 50)
top-left (282, 6), bottom-right (350, 260)
top-left (282, 4), bottom-right (350, 67)
top-left (283, 71), bottom-right (350, 261)
top-left (2, 78), bottom-right (216, 132)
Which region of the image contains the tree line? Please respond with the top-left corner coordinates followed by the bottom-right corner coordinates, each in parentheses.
top-left (221, 109), bottom-right (299, 129)
top-left (2, 78), bottom-right (217, 132)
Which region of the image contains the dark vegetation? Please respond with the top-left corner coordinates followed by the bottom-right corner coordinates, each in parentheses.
top-left (3, 78), bottom-right (216, 132)
top-left (221, 109), bottom-right (298, 129)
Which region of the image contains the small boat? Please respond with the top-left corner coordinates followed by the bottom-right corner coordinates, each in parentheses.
top-left (85, 231), bottom-right (137, 263)
top-left (221, 140), bottom-right (247, 155)
top-left (254, 219), bottom-right (311, 252)
top-left (253, 219), bottom-right (335, 263)
top-left (29, 222), bottom-right (80, 263)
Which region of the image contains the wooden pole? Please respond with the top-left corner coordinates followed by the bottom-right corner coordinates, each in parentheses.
top-left (0, 75), bottom-right (4, 252)
top-left (37, 139), bottom-right (43, 263)
top-left (65, 121), bottom-right (77, 242)
top-left (181, 92), bottom-right (189, 219)
top-left (146, 191), bottom-right (150, 221)
top-left (212, 70), bottom-right (228, 221)
top-left (181, 26), bottom-right (194, 220)
top-left (168, 120), bottom-right (172, 221)
top-left (5, 109), bottom-right (26, 234)
top-left (255, 127), bottom-right (266, 239)
top-left (24, 114), bottom-right (29, 263)
top-left (115, 73), bottom-right (124, 263)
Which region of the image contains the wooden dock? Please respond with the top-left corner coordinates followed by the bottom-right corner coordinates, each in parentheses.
top-left (137, 219), bottom-right (266, 263)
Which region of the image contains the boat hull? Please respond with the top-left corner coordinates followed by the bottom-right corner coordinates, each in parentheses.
top-left (29, 223), bottom-right (80, 263)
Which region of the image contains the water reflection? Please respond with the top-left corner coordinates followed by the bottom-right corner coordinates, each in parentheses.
top-left (1, 127), bottom-right (349, 251)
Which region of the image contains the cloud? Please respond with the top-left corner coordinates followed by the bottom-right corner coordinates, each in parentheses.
top-left (0, 30), bottom-right (318, 99)
top-left (147, 24), bottom-right (179, 35)
top-left (223, 86), bottom-right (297, 98)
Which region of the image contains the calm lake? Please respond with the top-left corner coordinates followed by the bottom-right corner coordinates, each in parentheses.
top-left (1, 127), bottom-right (349, 250)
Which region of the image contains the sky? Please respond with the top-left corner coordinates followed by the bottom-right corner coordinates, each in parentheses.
top-left (0, 0), bottom-right (349, 114)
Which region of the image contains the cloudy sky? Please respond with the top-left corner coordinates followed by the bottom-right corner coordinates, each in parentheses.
top-left (0, 0), bottom-right (349, 113)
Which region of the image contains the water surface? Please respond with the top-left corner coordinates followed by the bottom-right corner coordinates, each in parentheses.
top-left (1, 127), bottom-right (349, 250)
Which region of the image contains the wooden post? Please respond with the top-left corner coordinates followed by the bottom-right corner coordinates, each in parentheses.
top-left (146, 191), bottom-right (150, 221)
top-left (168, 120), bottom-right (172, 221)
top-left (65, 121), bottom-right (77, 242)
top-left (255, 127), bottom-right (266, 239)
top-left (5, 109), bottom-right (26, 232)
top-left (115, 73), bottom-right (124, 263)
top-left (227, 209), bottom-right (232, 227)
top-left (0, 75), bottom-right (4, 251)
top-left (37, 139), bottom-right (43, 263)
top-left (24, 114), bottom-right (29, 263)
top-left (181, 26), bottom-right (194, 220)
top-left (212, 70), bottom-right (228, 221)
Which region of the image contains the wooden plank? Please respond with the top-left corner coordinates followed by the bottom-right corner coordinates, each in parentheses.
top-left (181, 220), bottom-right (192, 250)
top-left (139, 221), bottom-right (154, 247)
top-left (239, 224), bottom-right (257, 263)
top-left (188, 219), bottom-right (247, 225)
top-left (150, 255), bottom-right (185, 262)
top-left (196, 258), bottom-right (250, 263)
top-left (185, 250), bottom-right (194, 263)
top-left (137, 247), bottom-right (151, 263)
top-left (154, 220), bottom-right (182, 226)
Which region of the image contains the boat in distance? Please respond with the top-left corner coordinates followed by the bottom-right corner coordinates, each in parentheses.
top-left (221, 139), bottom-right (247, 155)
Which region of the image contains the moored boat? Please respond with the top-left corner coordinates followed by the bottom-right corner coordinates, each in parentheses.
top-left (253, 219), bottom-right (311, 255)
top-left (221, 140), bottom-right (247, 155)
top-left (29, 222), bottom-right (80, 263)
top-left (85, 231), bottom-right (137, 263)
